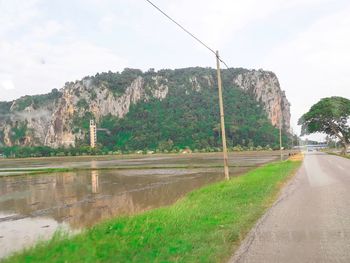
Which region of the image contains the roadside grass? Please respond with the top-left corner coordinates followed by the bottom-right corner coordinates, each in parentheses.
top-left (4, 160), bottom-right (302, 263)
top-left (326, 152), bottom-right (350, 159)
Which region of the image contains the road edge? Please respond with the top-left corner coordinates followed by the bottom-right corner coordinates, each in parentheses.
top-left (229, 155), bottom-right (304, 263)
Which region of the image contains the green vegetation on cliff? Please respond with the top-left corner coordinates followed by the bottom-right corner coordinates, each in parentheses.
top-left (0, 101), bottom-right (11, 115)
top-left (93, 68), bottom-right (143, 96)
top-left (1, 67), bottom-right (290, 155)
top-left (94, 68), bottom-right (287, 151)
top-left (11, 89), bottom-right (61, 111)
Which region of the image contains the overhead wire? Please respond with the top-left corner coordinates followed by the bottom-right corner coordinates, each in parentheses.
top-left (144, 0), bottom-right (236, 75)
top-left (145, 0), bottom-right (236, 179)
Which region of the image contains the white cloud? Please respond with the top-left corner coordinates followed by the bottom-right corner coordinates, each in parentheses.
top-left (98, 14), bottom-right (118, 32)
top-left (263, 4), bottom-right (350, 139)
top-left (0, 0), bottom-right (41, 37)
top-left (29, 20), bottom-right (66, 39)
top-left (0, 38), bottom-right (127, 100)
top-left (0, 2), bottom-right (127, 101)
top-left (1, 80), bottom-right (15, 91)
top-left (160, 0), bottom-right (333, 48)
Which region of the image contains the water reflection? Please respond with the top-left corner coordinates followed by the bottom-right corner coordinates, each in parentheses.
top-left (0, 212), bottom-right (69, 259)
top-left (1, 168), bottom-right (236, 230)
top-left (91, 171), bottom-right (99, 194)
top-left (0, 152), bottom-right (289, 258)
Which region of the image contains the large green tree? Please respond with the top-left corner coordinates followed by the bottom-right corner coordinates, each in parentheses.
top-left (298, 96), bottom-right (350, 154)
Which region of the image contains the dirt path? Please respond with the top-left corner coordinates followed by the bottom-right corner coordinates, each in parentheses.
top-left (230, 152), bottom-right (350, 263)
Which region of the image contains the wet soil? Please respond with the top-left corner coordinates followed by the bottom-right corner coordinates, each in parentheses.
top-left (0, 151), bottom-right (289, 258)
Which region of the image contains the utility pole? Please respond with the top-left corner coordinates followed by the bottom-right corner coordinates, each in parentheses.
top-left (279, 115), bottom-right (282, 161)
top-left (216, 51), bottom-right (229, 180)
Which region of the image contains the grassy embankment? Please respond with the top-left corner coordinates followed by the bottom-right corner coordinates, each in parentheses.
top-left (4, 158), bottom-right (302, 263)
top-left (326, 152), bottom-right (350, 159)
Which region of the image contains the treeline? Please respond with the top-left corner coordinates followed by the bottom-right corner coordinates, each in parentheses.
top-left (0, 146), bottom-right (106, 158)
top-left (0, 144), bottom-right (285, 159)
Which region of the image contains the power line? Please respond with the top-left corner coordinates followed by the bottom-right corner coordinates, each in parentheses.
top-left (144, 0), bottom-right (216, 56)
top-left (145, 0), bottom-right (233, 179)
top-left (144, 0), bottom-right (234, 73)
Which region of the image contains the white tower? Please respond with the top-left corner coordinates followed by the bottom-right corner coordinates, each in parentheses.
top-left (90, 119), bottom-right (97, 148)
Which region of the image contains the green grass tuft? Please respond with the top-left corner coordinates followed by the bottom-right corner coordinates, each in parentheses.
top-left (4, 160), bottom-right (301, 263)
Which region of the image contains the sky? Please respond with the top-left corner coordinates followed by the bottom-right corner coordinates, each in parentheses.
top-left (1, 0), bottom-right (349, 140)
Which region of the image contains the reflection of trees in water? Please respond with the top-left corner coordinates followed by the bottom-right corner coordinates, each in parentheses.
top-left (0, 169), bottom-right (222, 229)
top-left (59, 170), bottom-right (223, 228)
top-left (0, 152), bottom-right (291, 231)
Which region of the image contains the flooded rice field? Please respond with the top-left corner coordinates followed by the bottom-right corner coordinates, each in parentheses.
top-left (0, 151), bottom-right (284, 172)
top-left (0, 151), bottom-right (291, 258)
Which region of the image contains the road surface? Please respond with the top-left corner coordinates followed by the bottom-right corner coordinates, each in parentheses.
top-left (230, 152), bottom-right (350, 263)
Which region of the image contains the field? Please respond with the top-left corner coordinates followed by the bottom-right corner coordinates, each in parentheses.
top-left (2, 155), bottom-right (302, 262)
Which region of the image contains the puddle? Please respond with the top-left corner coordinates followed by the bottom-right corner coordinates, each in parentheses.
top-left (0, 213), bottom-right (70, 259)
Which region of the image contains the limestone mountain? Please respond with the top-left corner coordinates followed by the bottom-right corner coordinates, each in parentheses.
top-left (0, 67), bottom-right (290, 150)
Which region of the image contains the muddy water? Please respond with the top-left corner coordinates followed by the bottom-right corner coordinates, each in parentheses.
top-left (0, 151), bottom-right (284, 172)
top-left (0, 152), bottom-right (288, 258)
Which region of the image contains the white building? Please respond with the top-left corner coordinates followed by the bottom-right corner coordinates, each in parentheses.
top-left (89, 120), bottom-right (97, 148)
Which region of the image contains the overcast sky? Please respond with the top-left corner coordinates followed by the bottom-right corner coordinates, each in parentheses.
top-left (1, 0), bottom-right (349, 139)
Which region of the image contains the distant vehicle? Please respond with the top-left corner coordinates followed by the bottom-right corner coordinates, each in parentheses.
top-left (306, 144), bottom-right (327, 152)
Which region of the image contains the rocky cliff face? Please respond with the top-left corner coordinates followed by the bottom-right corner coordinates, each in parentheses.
top-left (43, 76), bottom-right (168, 148)
top-left (233, 69), bottom-right (291, 131)
top-left (0, 97), bottom-right (58, 147)
top-left (0, 68), bottom-right (290, 148)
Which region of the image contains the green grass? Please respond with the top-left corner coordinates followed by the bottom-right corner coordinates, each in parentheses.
top-left (326, 152), bottom-right (350, 159)
top-left (4, 160), bottom-right (301, 263)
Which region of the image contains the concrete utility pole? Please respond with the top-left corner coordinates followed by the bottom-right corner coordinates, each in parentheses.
top-left (279, 115), bottom-right (283, 161)
top-left (216, 51), bottom-right (229, 180)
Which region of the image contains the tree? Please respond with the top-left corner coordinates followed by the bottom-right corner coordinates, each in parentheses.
top-left (298, 97), bottom-right (350, 155)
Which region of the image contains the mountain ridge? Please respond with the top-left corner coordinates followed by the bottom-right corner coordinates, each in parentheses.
top-left (0, 67), bottom-right (290, 150)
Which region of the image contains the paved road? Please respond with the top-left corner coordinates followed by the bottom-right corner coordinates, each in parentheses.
top-left (230, 152), bottom-right (350, 263)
